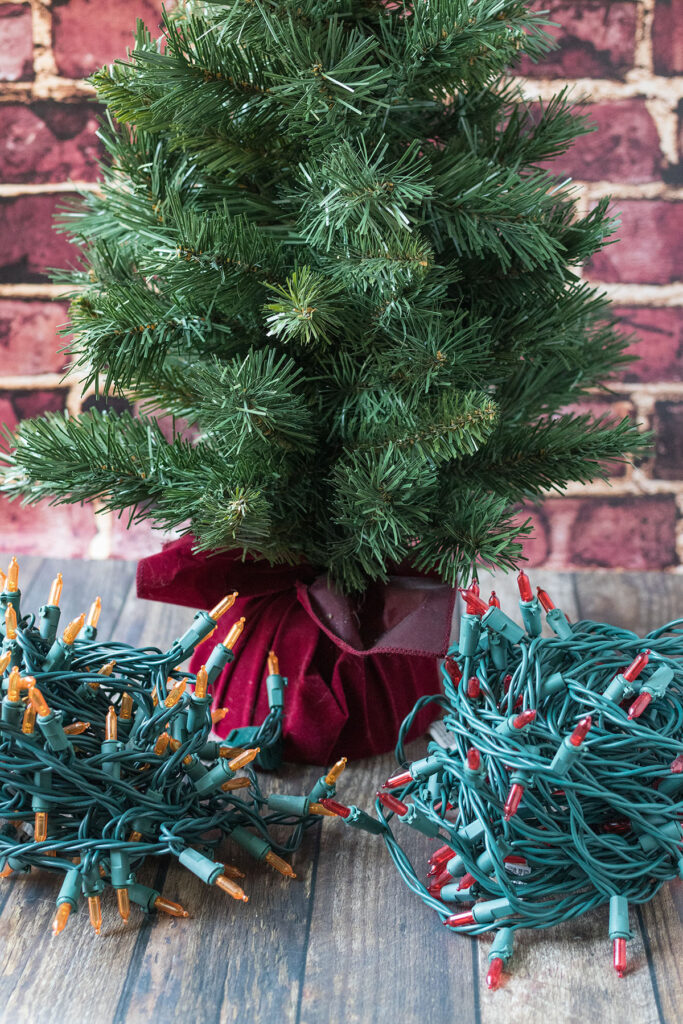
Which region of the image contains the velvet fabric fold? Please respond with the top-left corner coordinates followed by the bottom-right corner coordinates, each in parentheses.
top-left (137, 536), bottom-right (455, 764)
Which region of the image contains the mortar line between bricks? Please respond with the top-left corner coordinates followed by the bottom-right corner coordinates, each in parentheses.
top-left (0, 183), bottom-right (101, 196)
top-left (3, 281), bottom-right (683, 306)
top-left (518, 75), bottom-right (683, 105)
top-left (632, 0), bottom-right (655, 74)
top-left (5, 180), bottom-right (683, 201)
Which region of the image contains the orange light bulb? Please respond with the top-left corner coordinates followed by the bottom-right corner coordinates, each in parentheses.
top-left (98, 660), bottom-right (116, 677)
top-left (264, 850), bottom-right (296, 878)
top-left (222, 864), bottom-right (246, 880)
top-left (324, 757), bottom-right (347, 787)
top-left (267, 650), bottom-right (279, 675)
top-left (220, 776), bottom-right (251, 792)
top-left (0, 650), bottom-right (11, 675)
top-left (119, 692), bottom-right (133, 720)
top-left (116, 888), bottom-right (131, 922)
top-left (164, 678), bottom-right (187, 709)
top-left (194, 666), bottom-right (208, 700)
top-left (211, 708), bottom-right (229, 726)
top-left (214, 875), bottom-right (248, 902)
top-left (86, 596), bottom-right (102, 628)
top-left (154, 731), bottom-right (170, 756)
top-left (223, 617), bottom-right (245, 651)
top-left (34, 811), bottom-right (48, 842)
top-left (22, 705), bottom-right (36, 734)
top-left (63, 721), bottom-right (90, 736)
top-left (29, 686), bottom-right (51, 718)
top-left (228, 747), bottom-right (260, 771)
top-left (208, 592), bottom-right (238, 621)
top-left (52, 902), bottom-right (71, 936)
top-left (6, 557), bottom-right (19, 592)
top-left (7, 666), bottom-right (21, 702)
top-left (62, 614), bottom-right (85, 645)
top-left (105, 706), bottom-right (117, 742)
top-left (4, 604), bottom-right (17, 640)
top-left (154, 895), bottom-right (189, 917)
top-left (88, 895), bottom-right (102, 935)
top-left (48, 573), bottom-right (63, 607)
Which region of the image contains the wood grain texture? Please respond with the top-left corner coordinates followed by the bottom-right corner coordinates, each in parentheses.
top-left (299, 744), bottom-right (478, 1024)
top-left (0, 558), bottom-right (680, 1024)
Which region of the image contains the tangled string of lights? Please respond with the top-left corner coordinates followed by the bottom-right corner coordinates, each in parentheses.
top-left (321, 572), bottom-right (683, 988)
top-left (0, 558), bottom-right (346, 935)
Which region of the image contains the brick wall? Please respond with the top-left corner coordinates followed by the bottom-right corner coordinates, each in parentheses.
top-left (0, 0), bottom-right (681, 569)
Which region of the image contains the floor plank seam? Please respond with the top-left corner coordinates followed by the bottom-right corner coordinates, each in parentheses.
top-left (636, 904), bottom-right (667, 1024)
top-left (294, 820), bottom-right (323, 1024)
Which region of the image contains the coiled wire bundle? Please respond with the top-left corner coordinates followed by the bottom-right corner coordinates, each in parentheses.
top-left (345, 572), bottom-right (683, 989)
top-left (0, 558), bottom-right (346, 936)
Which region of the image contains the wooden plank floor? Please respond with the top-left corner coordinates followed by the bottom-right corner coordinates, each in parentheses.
top-left (0, 556), bottom-right (681, 1024)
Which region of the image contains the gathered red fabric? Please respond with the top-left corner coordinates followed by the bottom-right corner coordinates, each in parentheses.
top-left (137, 536), bottom-right (455, 764)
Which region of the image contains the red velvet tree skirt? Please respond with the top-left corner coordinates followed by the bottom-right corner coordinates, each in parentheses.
top-left (137, 537), bottom-right (455, 764)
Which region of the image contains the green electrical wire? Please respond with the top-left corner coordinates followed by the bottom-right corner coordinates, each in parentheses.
top-left (0, 559), bottom-right (346, 935)
top-left (325, 573), bottom-right (683, 990)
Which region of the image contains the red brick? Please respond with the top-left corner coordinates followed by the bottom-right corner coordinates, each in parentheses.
top-left (0, 104), bottom-right (102, 184)
top-left (0, 5), bottom-right (33, 82)
top-left (652, 402), bottom-right (683, 479)
top-left (0, 497), bottom-right (98, 558)
top-left (536, 496), bottom-right (678, 569)
top-left (0, 398), bottom-right (15, 437)
top-left (0, 195), bottom-right (82, 283)
top-left (0, 389), bottom-right (67, 436)
top-left (586, 201), bottom-right (683, 285)
top-left (52, 0), bottom-right (163, 79)
top-left (519, 1), bottom-right (637, 79)
top-left (653, 0), bottom-right (683, 75)
top-left (0, 300), bottom-right (70, 375)
top-left (613, 307), bottom-right (683, 383)
top-left (546, 101), bottom-right (662, 183)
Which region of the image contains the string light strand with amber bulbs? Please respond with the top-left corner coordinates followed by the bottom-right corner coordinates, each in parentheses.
top-left (0, 558), bottom-right (349, 937)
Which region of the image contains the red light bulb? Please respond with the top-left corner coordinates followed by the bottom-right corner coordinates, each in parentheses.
top-left (512, 709), bottom-right (536, 730)
top-left (467, 676), bottom-right (481, 699)
top-left (383, 770), bottom-right (413, 789)
top-left (486, 957), bottom-right (504, 991)
top-left (444, 656), bottom-right (463, 686)
top-left (466, 748), bottom-right (481, 772)
top-left (670, 754), bottom-right (683, 774)
top-left (459, 587), bottom-right (489, 618)
top-left (503, 782), bottom-right (525, 821)
top-left (445, 910), bottom-right (475, 928)
top-left (457, 872), bottom-right (475, 891)
top-left (503, 674), bottom-right (513, 694)
top-left (517, 570), bottom-right (533, 603)
top-left (622, 650), bottom-right (650, 683)
top-left (471, 580), bottom-right (480, 596)
top-left (488, 591), bottom-right (500, 608)
top-left (319, 798), bottom-right (351, 819)
top-left (428, 869), bottom-right (452, 895)
top-left (627, 692), bottom-right (652, 720)
top-left (613, 937), bottom-right (627, 978)
top-left (536, 586), bottom-right (555, 612)
top-left (377, 792), bottom-right (408, 816)
top-left (569, 715), bottom-right (592, 746)
top-left (429, 844), bottom-right (454, 867)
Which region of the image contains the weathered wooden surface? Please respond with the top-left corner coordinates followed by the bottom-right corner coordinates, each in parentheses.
top-left (0, 558), bottom-right (681, 1024)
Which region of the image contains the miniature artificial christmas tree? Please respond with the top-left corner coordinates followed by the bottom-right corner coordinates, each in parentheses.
top-left (1, 0), bottom-right (642, 590)
top-left (0, 1), bottom-right (647, 760)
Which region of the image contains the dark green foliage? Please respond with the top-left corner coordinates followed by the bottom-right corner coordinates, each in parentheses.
top-left (1, 1), bottom-right (647, 590)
